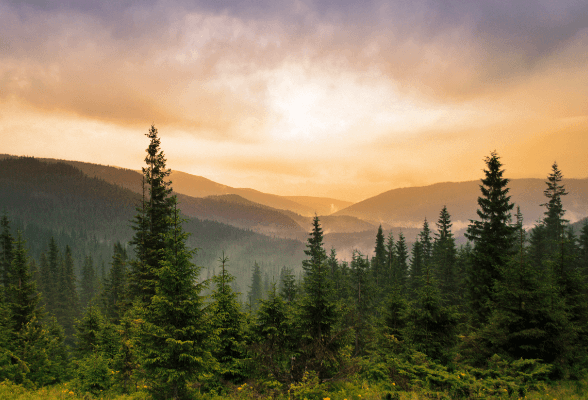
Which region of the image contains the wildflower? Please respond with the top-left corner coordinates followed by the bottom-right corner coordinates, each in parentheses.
top-left (69, 391), bottom-right (74, 395)
top-left (238, 387), bottom-right (242, 391)
top-left (323, 398), bottom-right (330, 400)
top-left (392, 383), bottom-right (395, 386)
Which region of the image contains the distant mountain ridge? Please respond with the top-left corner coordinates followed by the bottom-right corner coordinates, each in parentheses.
top-left (334, 178), bottom-right (588, 233)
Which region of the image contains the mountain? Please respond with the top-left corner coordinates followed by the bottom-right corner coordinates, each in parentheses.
top-left (0, 157), bottom-right (306, 290)
top-left (0, 155), bottom-right (351, 217)
top-left (334, 179), bottom-right (588, 234)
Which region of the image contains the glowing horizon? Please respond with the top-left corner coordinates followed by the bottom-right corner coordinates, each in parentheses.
top-left (1, 1), bottom-right (587, 203)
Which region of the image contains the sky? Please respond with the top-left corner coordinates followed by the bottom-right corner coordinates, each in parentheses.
top-left (1, 0), bottom-right (587, 202)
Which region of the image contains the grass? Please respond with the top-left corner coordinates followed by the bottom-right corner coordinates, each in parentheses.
top-left (0, 379), bottom-right (586, 400)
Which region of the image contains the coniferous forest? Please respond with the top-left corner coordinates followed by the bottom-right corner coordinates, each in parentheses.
top-left (2, 126), bottom-right (588, 399)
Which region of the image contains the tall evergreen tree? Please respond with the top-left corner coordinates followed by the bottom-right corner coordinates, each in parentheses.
top-left (0, 215), bottom-right (14, 301)
top-left (210, 253), bottom-right (245, 381)
top-left (102, 243), bottom-right (128, 323)
top-left (419, 218), bottom-right (433, 267)
top-left (372, 225), bottom-right (387, 289)
top-left (484, 207), bottom-right (568, 363)
top-left (393, 232), bottom-right (409, 292)
top-left (248, 262), bottom-right (263, 311)
top-left (409, 240), bottom-right (424, 298)
top-left (432, 206), bottom-right (457, 303)
top-left (298, 216), bottom-right (339, 379)
top-left (9, 232), bottom-right (41, 333)
top-left (80, 256), bottom-right (97, 309)
top-left (278, 266), bottom-right (297, 303)
top-left (56, 245), bottom-right (78, 342)
top-left (542, 162), bottom-right (568, 256)
top-left (128, 125), bottom-right (174, 305)
top-left (140, 198), bottom-right (213, 399)
top-left (465, 151), bottom-right (516, 325)
top-left (252, 283), bottom-right (291, 381)
top-left (349, 251), bottom-right (372, 356)
top-left (45, 237), bottom-right (60, 316)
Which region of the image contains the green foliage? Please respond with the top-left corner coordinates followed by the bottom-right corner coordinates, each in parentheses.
top-left (75, 353), bottom-right (113, 396)
top-left (210, 253), bottom-right (246, 382)
top-left (465, 151), bottom-right (516, 325)
top-left (139, 199), bottom-right (214, 399)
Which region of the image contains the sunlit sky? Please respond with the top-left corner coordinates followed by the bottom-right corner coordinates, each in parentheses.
top-left (1, 1), bottom-right (587, 202)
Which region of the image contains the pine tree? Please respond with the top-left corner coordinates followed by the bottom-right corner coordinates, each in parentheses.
top-left (404, 263), bottom-right (458, 363)
top-left (80, 256), bottom-right (97, 309)
top-left (409, 240), bottom-right (424, 298)
top-left (0, 215), bottom-right (14, 302)
top-left (45, 237), bottom-right (60, 316)
top-left (542, 162), bottom-right (568, 257)
top-left (384, 232), bottom-right (396, 290)
top-left (393, 232), bottom-right (409, 292)
top-left (140, 199), bottom-right (213, 399)
top-left (279, 266), bottom-right (297, 303)
top-left (372, 225), bottom-right (387, 289)
top-left (9, 232), bottom-right (41, 334)
top-left (56, 245), bottom-right (78, 342)
top-left (298, 215), bottom-right (339, 379)
top-left (484, 207), bottom-right (569, 363)
top-left (349, 251), bottom-right (372, 356)
top-left (210, 253), bottom-right (245, 381)
top-left (465, 151), bottom-right (516, 325)
top-left (248, 262), bottom-right (263, 311)
top-left (102, 243), bottom-right (127, 323)
top-left (252, 283), bottom-right (291, 380)
top-left (419, 219), bottom-right (433, 267)
top-left (128, 125), bottom-right (174, 305)
top-left (432, 206), bottom-right (457, 303)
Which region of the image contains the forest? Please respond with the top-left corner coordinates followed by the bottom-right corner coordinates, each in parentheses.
top-left (1, 125), bottom-right (588, 400)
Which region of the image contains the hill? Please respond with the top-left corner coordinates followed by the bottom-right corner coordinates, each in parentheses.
top-left (0, 157), bottom-right (306, 290)
top-left (334, 178), bottom-right (588, 234)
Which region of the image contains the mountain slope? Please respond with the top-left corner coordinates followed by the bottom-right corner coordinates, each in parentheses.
top-left (334, 179), bottom-right (588, 232)
top-left (0, 157), bottom-right (306, 287)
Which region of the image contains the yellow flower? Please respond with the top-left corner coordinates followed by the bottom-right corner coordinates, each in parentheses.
top-left (238, 387), bottom-right (242, 391)
top-left (392, 383), bottom-right (395, 386)
top-left (323, 398), bottom-right (330, 400)
top-left (69, 391), bottom-right (74, 395)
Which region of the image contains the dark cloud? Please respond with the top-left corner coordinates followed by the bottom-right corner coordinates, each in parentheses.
top-left (1, 0), bottom-right (586, 131)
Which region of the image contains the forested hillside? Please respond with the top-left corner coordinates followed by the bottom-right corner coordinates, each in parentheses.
top-left (1, 132), bottom-right (588, 400)
top-left (0, 157), bottom-right (306, 294)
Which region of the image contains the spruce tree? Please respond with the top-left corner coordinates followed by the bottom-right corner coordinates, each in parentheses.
top-left (56, 245), bottom-right (78, 342)
top-left (210, 253), bottom-right (245, 381)
top-left (102, 243), bottom-right (127, 323)
top-left (384, 232), bottom-right (396, 290)
top-left (419, 218), bottom-right (433, 267)
top-left (140, 199), bottom-right (213, 399)
top-left (80, 256), bottom-right (97, 309)
top-left (9, 232), bottom-right (41, 334)
top-left (432, 206), bottom-right (457, 303)
top-left (0, 215), bottom-right (14, 301)
top-left (465, 151), bottom-right (516, 325)
top-left (298, 215), bottom-right (338, 379)
top-left (542, 162), bottom-right (568, 256)
top-left (253, 284), bottom-right (291, 380)
top-left (128, 125), bottom-right (174, 305)
top-left (393, 232), bottom-right (409, 292)
top-left (248, 262), bottom-right (263, 311)
top-left (279, 266), bottom-right (297, 303)
top-left (45, 237), bottom-right (60, 316)
top-left (484, 207), bottom-right (568, 363)
top-left (349, 251), bottom-right (372, 356)
top-left (404, 263), bottom-right (458, 363)
top-left (409, 240), bottom-right (424, 298)
top-left (372, 225), bottom-right (387, 289)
